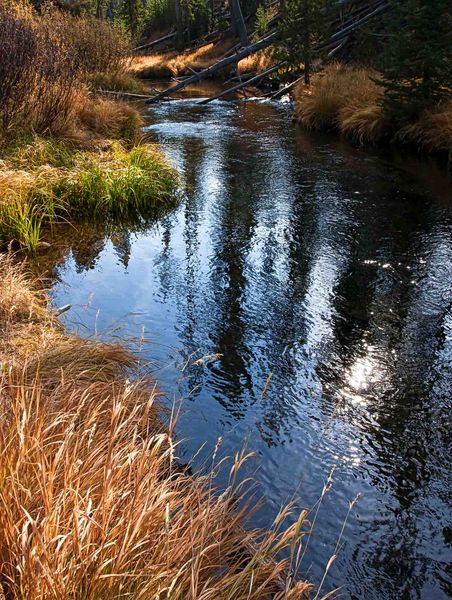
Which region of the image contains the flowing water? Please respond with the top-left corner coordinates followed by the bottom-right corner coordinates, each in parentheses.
top-left (45, 94), bottom-right (452, 599)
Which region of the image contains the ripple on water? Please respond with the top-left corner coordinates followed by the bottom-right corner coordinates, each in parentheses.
top-left (48, 97), bottom-right (452, 600)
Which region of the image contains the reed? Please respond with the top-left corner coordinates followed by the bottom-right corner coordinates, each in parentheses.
top-left (0, 255), bottom-right (313, 600)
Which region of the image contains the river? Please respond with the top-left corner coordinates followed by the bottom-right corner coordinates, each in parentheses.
top-left (44, 93), bottom-right (452, 599)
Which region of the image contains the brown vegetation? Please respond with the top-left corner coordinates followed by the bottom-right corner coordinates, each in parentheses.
top-left (238, 47), bottom-right (275, 75)
top-left (0, 255), bottom-right (313, 599)
top-left (131, 40), bottom-right (236, 79)
top-left (0, 0), bottom-right (143, 143)
top-left (293, 63), bottom-right (452, 154)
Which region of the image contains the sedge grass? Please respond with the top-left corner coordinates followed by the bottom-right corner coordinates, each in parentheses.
top-left (0, 254), bottom-right (313, 600)
top-left (294, 63), bottom-right (386, 141)
top-left (293, 63), bottom-right (452, 154)
top-left (0, 140), bottom-right (179, 252)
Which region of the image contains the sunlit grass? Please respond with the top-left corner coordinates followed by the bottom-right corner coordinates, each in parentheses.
top-left (0, 140), bottom-right (179, 252)
top-left (0, 254), bottom-right (313, 600)
top-left (238, 47), bottom-right (275, 74)
top-left (131, 40), bottom-right (235, 79)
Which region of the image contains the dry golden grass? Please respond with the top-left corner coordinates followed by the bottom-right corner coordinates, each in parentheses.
top-left (294, 63), bottom-right (452, 153)
top-left (238, 47), bottom-right (275, 75)
top-left (0, 254), bottom-right (313, 600)
top-left (395, 100), bottom-right (452, 154)
top-left (131, 40), bottom-right (236, 79)
top-left (75, 94), bottom-right (144, 142)
top-left (294, 63), bottom-right (387, 143)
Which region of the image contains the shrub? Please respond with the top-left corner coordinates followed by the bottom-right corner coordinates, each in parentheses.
top-left (42, 9), bottom-right (132, 76)
top-left (0, 1), bottom-right (78, 137)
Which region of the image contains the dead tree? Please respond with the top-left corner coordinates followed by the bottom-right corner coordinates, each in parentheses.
top-left (228, 0), bottom-right (249, 46)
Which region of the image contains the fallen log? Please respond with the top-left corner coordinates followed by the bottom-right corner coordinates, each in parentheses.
top-left (99, 90), bottom-right (155, 100)
top-left (145, 31), bottom-right (279, 103)
top-left (134, 31), bottom-right (176, 52)
top-left (329, 1), bottom-right (388, 42)
top-left (198, 61), bottom-right (285, 104)
top-left (267, 36), bottom-right (350, 100)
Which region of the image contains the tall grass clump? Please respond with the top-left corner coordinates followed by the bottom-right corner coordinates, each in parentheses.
top-left (394, 99), bottom-right (452, 154)
top-left (0, 141), bottom-right (179, 251)
top-left (0, 255), bottom-right (313, 600)
top-left (293, 62), bottom-right (452, 153)
top-left (293, 63), bottom-right (387, 143)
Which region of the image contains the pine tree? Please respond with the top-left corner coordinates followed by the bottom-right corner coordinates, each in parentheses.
top-left (278, 0), bottom-right (330, 84)
top-left (378, 0), bottom-right (452, 120)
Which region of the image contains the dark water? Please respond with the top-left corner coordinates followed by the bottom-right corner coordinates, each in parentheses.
top-left (47, 96), bottom-right (452, 599)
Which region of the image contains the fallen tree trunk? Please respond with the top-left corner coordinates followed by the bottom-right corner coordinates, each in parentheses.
top-left (145, 31), bottom-right (279, 103)
top-left (144, 0), bottom-right (388, 104)
top-left (198, 61), bottom-right (285, 104)
top-left (134, 31), bottom-right (176, 52)
top-left (267, 36), bottom-right (351, 100)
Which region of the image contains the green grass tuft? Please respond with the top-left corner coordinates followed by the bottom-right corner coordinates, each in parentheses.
top-left (0, 140), bottom-right (179, 252)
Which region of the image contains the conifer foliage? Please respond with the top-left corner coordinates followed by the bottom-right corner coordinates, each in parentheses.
top-left (377, 0), bottom-right (452, 119)
top-left (278, 0), bottom-right (331, 84)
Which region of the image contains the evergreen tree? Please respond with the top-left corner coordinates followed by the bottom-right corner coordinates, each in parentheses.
top-left (378, 0), bottom-right (452, 120)
top-left (278, 0), bottom-right (331, 84)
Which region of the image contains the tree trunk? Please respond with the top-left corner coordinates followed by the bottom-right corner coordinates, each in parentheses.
top-left (228, 0), bottom-right (248, 46)
top-left (146, 31), bottom-right (279, 103)
top-left (96, 0), bottom-right (104, 18)
top-left (175, 0), bottom-right (184, 49)
top-left (128, 0), bottom-right (138, 38)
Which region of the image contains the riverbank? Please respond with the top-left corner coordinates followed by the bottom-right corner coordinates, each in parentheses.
top-left (131, 40), bottom-right (274, 80)
top-left (0, 254), bottom-right (312, 599)
top-left (0, 129), bottom-right (178, 252)
top-left (293, 64), bottom-right (452, 157)
top-left (0, 2), bottom-right (182, 252)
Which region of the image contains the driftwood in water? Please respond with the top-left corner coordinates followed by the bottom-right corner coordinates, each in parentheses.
top-left (99, 90), bottom-right (157, 100)
top-left (99, 89), bottom-right (177, 102)
top-left (145, 31), bottom-right (279, 103)
top-left (198, 61), bottom-right (285, 104)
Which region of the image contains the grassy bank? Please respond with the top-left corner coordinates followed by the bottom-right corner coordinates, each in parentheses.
top-left (0, 3), bottom-right (179, 252)
top-left (0, 136), bottom-right (178, 252)
top-left (293, 64), bottom-right (452, 155)
top-left (131, 40), bottom-right (236, 79)
top-left (0, 255), bottom-right (312, 599)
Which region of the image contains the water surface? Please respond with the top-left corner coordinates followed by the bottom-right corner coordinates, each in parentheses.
top-left (46, 96), bottom-right (452, 600)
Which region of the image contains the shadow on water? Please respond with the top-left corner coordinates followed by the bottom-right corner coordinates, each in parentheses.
top-left (37, 95), bottom-right (452, 600)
